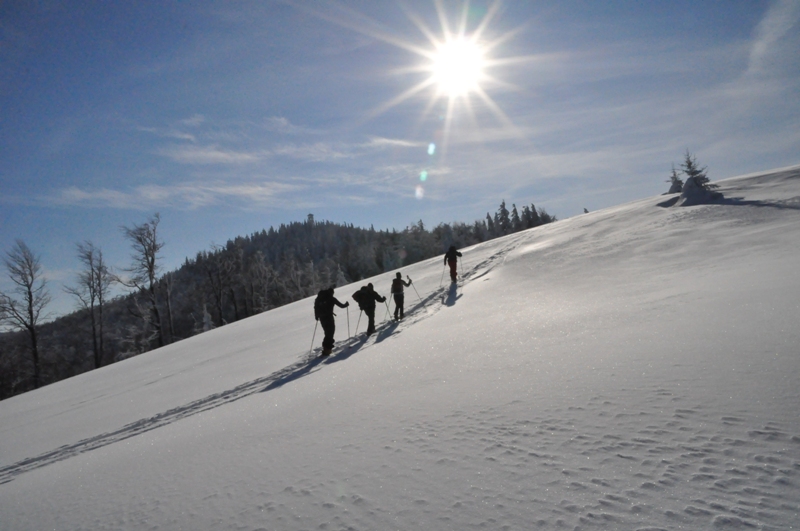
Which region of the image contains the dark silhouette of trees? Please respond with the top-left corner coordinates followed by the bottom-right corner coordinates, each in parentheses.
top-left (0, 240), bottom-right (51, 388)
top-left (0, 196), bottom-right (557, 400)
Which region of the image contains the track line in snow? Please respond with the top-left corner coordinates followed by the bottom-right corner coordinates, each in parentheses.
top-left (0, 266), bottom-right (490, 484)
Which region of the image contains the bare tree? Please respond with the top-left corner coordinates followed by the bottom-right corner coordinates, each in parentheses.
top-left (201, 247), bottom-right (234, 327)
top-left (116, 213), bottom-right (166, 348)
top-left (0, 240), bottom-right (51, 388)
top-left (64, 241), bottom-right (112, 369)
top-left (162, 272), bottom-right (176, 343)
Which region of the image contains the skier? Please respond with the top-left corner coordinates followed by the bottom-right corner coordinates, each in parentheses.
top-left (314, 287), bottom-right (349, 356)
top-left (353, 283), bottom-right (386, 335)
top-left (390, 272), bottom-right (412, 320)
top-left (444, 245), bottom-right (463, 283)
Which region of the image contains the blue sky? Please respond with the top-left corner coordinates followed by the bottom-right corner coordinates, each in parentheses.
top-left (2, 0), bottom-right (799, 319)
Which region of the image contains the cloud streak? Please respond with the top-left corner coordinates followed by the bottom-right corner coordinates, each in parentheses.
top-left (748, 0), bottom-right (800, 76)
top-left (158, 145), bottom-right (264, 165)
top-left (43, 182), bottom-right (304, 210)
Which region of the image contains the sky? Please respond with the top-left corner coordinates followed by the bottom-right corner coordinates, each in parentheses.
top-left (2, 0), bottom-right (799, 319)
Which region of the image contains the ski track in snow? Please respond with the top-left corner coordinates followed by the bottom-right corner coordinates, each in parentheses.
top-left (0, 245), bottom-right (521, 486)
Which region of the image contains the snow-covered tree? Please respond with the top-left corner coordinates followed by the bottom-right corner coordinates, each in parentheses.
top-left (666, 164), bottom-right (684, 194)
top-left (335, 264), bottom-right (349, 288)
top-left (486, 213), bottom-right (496, 236)
top-left (681, 150), bottom-right (715, 190)
top-left (497, 200), bottom-right (512, 235)
top-left (511, 204), bottom-right (522, 232)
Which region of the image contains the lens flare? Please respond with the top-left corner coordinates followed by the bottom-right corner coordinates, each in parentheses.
top-left (415, 185), bottom-right (425, 199)
top-left (420, 170), bottom-right (428, 181)
top-left (428, 143), bottom-right (436, 155)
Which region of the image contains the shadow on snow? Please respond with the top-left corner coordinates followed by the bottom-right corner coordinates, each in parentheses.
top-left (0, 283), bottom-right (454, 484)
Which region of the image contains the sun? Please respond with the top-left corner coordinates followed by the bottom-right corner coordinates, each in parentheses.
top-left (430, 37), bottom-right (486, 98)
top-left (297, 0), bottom-right (527, 141)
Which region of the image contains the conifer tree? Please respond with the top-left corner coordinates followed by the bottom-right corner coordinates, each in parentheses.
top-left (486, 213), bottom-right (496, 236)
top-left (681, 150), bottom-right (715, 189)
top-left (666, 163), bottom-right (684, 193)
top-left (511, 204), bottom-right (522, 232)
top-left (497, 200), bottom-right (512, 235)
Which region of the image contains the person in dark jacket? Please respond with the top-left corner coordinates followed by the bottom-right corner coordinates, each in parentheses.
top-left (314, 287), bottom-right (349, 355)
top-left (390, 272), bottom-right (412, 320)
top-left (444, 245), bottom-right (462, 282)
top-left (353, 283), bottom-right (386, 335)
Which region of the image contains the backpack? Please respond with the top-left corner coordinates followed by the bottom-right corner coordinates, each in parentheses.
top-left (314, 290), bottom-right (328, 319)
top-left (391, 278), bottom-right (403, 294)
top-left (352, 289), bottom-right (364, 309)
top-left (352, 286), bottom-right (372, 310)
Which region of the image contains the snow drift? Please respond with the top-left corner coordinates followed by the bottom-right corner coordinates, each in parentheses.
top-left (2, 166), bottom-right (800, 530)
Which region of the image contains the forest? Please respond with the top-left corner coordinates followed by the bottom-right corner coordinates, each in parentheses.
top-left (0, 200), bottom-right (555, 400)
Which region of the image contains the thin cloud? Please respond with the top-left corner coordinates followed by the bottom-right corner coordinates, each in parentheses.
top-left (43, 182), bottom-right (303, 211)
top-left (138, 126), bottom-right (197, 143)
top-left (264, 116), bottom-right (322, 135)
top-left (272, 142), bottom-right (352, 161)
top-left (748, 0), bottom-right (800, 76)
top-left (159, 145), bottom-right (264, 164)
top-left (181, 114), bottom-right (206, 127)
top-left (362, 136), bottom-right (427, 149)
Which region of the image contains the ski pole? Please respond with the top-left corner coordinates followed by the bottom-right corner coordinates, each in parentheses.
top-left (310, 320), bottom-right (318, 355)
top-left (355, 310), bottom-right (362, 335)
top-left (439, 263), bottom-right (446, 286)
top-left (383, 300), bottom-right (390, 322)
top-left (409, 276), bottom-right (421, 301)
top-left (347, 307), bottom-right (350, 338)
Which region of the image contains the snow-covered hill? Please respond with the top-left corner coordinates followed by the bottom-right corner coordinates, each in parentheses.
top-left (2, 167), bottom-right (800, 530)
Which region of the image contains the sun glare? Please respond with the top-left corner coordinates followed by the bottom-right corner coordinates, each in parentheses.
top-left (431, 38), bottom-right (485, 97)
top-left (306, 0), bottom-right (525, 165)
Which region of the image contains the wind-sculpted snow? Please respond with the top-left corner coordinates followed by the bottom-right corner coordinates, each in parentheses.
top-left (1, 167), bottom-right (799, 530)
top-left (371, 391), bottom-right (799, 529)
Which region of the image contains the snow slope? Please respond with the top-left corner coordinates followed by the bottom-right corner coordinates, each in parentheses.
top-left (2, 166), bottom-right (800, 530)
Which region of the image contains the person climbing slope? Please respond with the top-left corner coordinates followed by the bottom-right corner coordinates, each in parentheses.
top-left (444, 245), bottom-right (463, 283)
top-left (353, 283), bottom-right (386, 336)
top-left (314, 287), bottom-right (349, 356)
top-left (390, 272), bottom-right (412, 321)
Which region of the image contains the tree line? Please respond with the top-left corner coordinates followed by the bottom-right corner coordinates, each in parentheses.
top-left (0, 200), bottom-right (555, 400)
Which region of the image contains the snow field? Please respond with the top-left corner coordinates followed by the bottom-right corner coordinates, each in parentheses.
top-left (1, 166), bottom-right (800, 530)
